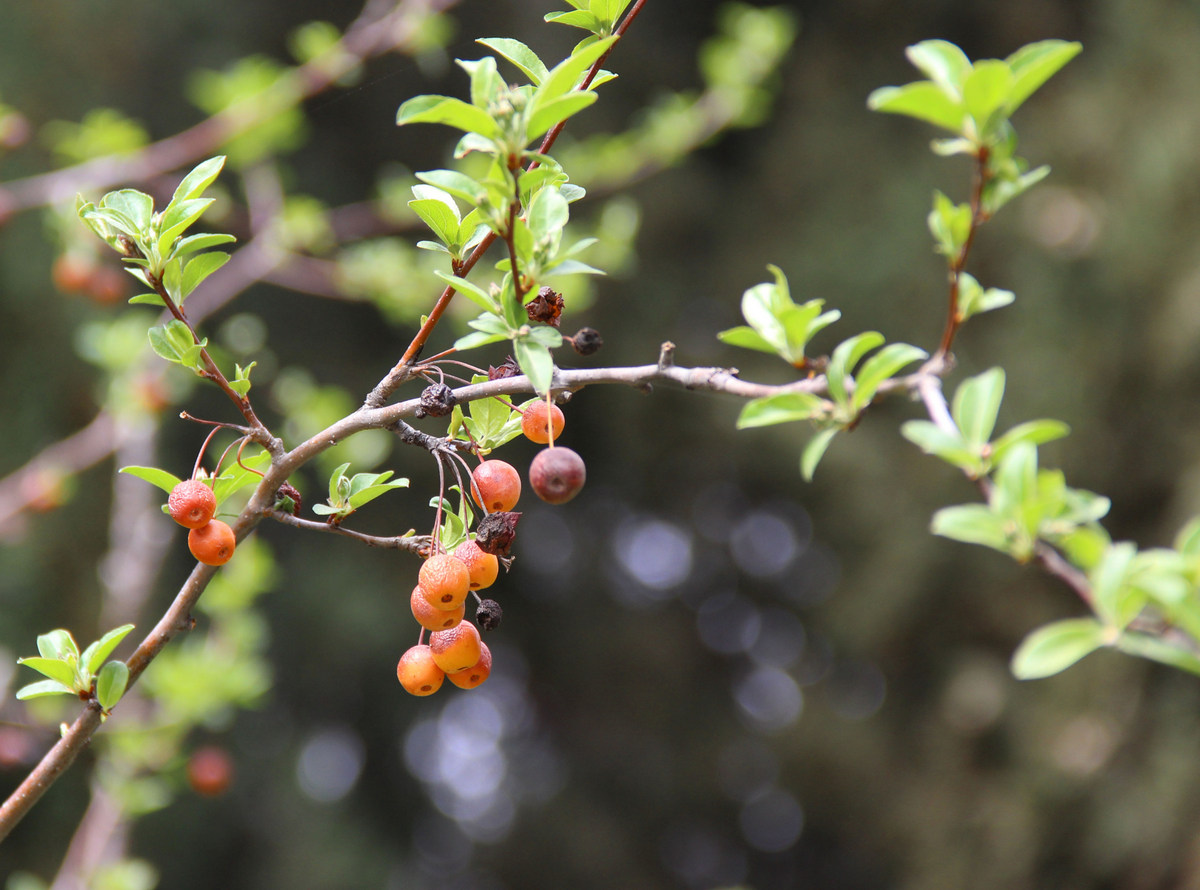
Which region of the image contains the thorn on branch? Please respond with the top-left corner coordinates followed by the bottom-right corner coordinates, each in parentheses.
top-left (658, 341), bottom-right (676, 370)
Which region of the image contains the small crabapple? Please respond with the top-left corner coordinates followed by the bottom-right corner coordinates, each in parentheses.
top-left (188, 519), bottom-right (236, 566)
top-left (168, 479), bottom-right (217, 529)
top-left (529, 446), bottom-right (586, 504)
top-left (411, 585), bottom-right (465, 631)
top-left (429, 622), bottom-right (483, 674)
top-left (418, 553), bottom-right (471, 610)
top-left (453, 538), bottom-right (499, 590)
top-left (521, 399), bottom-right (565, 445)
top-left (397, 644), bottom-right (445, 696)
top-left (187, 746), bottom-right (234, 797)
top-left (471, 459), bottom-right (521, 512)
top-left (448, 642), bottom-right (492, 690)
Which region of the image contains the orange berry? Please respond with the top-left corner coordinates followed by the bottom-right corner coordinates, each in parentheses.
top-left (418, 553), bottom-right (471, 610)
top-left (520, 400), bottom-right (565, 445)
top-left (397, 644), bottom-right (445, 696)
top-left (411, 585), bottom-right (465, 631)
top-left (188, 519), bottom-right (236, 566)
top-left (448, 642), bottom-right (492, 690)
top-left (429, 622), bottom-right (483, 674)
top-left (168, 479), bottom-right (217, 529)
top-left (453, 539), bottom-right (499, 590)
top-left (471, 459), bottom-right (521, 512)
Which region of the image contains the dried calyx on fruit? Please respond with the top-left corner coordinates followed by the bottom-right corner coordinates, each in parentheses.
top-left (415, 383), bottom-right (457, 418)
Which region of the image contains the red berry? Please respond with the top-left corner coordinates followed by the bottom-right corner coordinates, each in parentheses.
top-left (397, 644), bottom-right (445, 696)
top-left (188, 519), bottom-right (236, 566)
top-left (529, 447), bottom-right (586, 504)
top-left (168, 479), bottom-right (217, 529)
top-left (187, 746), bottom-right (234, 796)
top-left (520, 400), bottom-right (565, 445)
top-left (51, 254), bottom-right (96, 294)
top-left (471, 459), bottom-right (521, 512)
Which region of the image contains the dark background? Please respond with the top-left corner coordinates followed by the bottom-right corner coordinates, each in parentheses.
top-left (5, 1), bottom-right (1200, 888)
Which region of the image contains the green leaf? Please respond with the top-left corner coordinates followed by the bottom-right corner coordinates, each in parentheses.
top-left (905, 40), bottom-right (970, 96)
top-left (514, 338), bottom-right (554, 395)
top-left (157, 198), bottom-right (215, 257)
top-left (16, 679), bottom-right (76, 700)
top-left (477, 38), bottom-right (550, 85)
top-left (119, 465), bottom-right (184, 494)
top-left (962, 59), bottom-right (1014, 135)
top-left (957, 273), bottom-right (1015, 321)
top-left (928, 190), bottom-right (972, 258)
top-left (172, 232), bottom-right (237, 257)
top-left (717, 326), bottom-right (776, 354)
top-left (990, 419), bottom-right (1070, 464)
top-left (346, 474), bottom-right (410, 510)
top-left (102, 190), bottom-right (154, 233)
top-left (1005, 40), bottom-right (1082, 116)
top-left (826, 331), bottom-right (883, 407)
top-left (1114, 632), bottom-right (1200, 677)
top-left (415, 170), bottom-right (488, 206)
top-left (1011, 618), bottom-right (1109, 680)
top-left (128, 293), bottom-right (167, 307)
top-left (458, 56), bottom-right (504, 111)
top-left (527, 186), bottom-right (570, 242)
top-left (867, 81), bottom-right (966, 133)
top-left (1090, 541), bottom-right (1137, 628)
top-left (801, 428), bottom-right (838, 481)
top-left (170, 156), bottom-right (227, 205)
top-left (148, 320), bottom-right (205, 370)
top-left (211, 448), bottom-right (270, 507)
top-left (544, 10), bottom-right (603, 33)
top-left (181, 251), bottom-right (230, 298)
top-left (16, 656), bottom-right (81, 690)
top-left (82, 624), bottom-right (136, 675)
top-left (952, 368), bottom-right (1005, 447)
top-left (533, 35), bottom-right (617, 109)
top-left (526, 91), bottom-right (599, 142)
top-left (930, 504), bottom-right (1010, 553)
top-left (396, 95), bottom-right (498, 137)
top-left (37, 629), bottom-right (79, 661)
top-left (433, 271), bottom-right (499, 314)
top-left (851, 342), bottom-right (927, 410)
top-left (900, 420), bottom-right (978, 473)
top-left (737, 392), bottom-right (828, 429)
top-left (95, 660), bottom-right (129, 710)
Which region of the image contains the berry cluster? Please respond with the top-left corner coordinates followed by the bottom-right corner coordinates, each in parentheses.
top-left (396, 395), bottom-right (587, 696)
top-left (168, 479), bottom-right (236, 566)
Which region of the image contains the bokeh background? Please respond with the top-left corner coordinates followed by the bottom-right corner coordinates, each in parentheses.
top-left (5, 1), bottom-right (1200, 888)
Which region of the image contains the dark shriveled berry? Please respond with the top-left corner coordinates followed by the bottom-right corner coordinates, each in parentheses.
top-left (476, 599), bottom-right (503, 631)
top-left (529, 447), bottom-right (586, 505)
top-left (568, 327), bottom-right (603, 356)
top-left (475, 511), bottom-right (521, 556)
top-left (274, 481), bottom-right (302, 516)
top-left (416, 383), bottom-right (457, 418)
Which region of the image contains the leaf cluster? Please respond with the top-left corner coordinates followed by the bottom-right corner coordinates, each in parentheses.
top-left (16, 625), bottom-right (136, 713)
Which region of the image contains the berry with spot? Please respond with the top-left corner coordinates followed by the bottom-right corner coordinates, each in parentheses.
top-left (188, 519), bottom-right (236, 566)
top-left (521, 399), bottom-right (565, 445)
top-left (411, 585), bottom-right (464, 632)
top-left (168, 479), bottom-right (217, 529)
top-left (529, 446), bottom-right (586, 504)
top-left (397, 644), bottom-right (445, 696)
top-left (418, 552), bottom-right (471, 610)
top-left (471, 459), bottom-right (521, 512)
top-left (453, 538), bottom-right (499, 590)
top-left (448, 642), bottom-right (492, 690)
